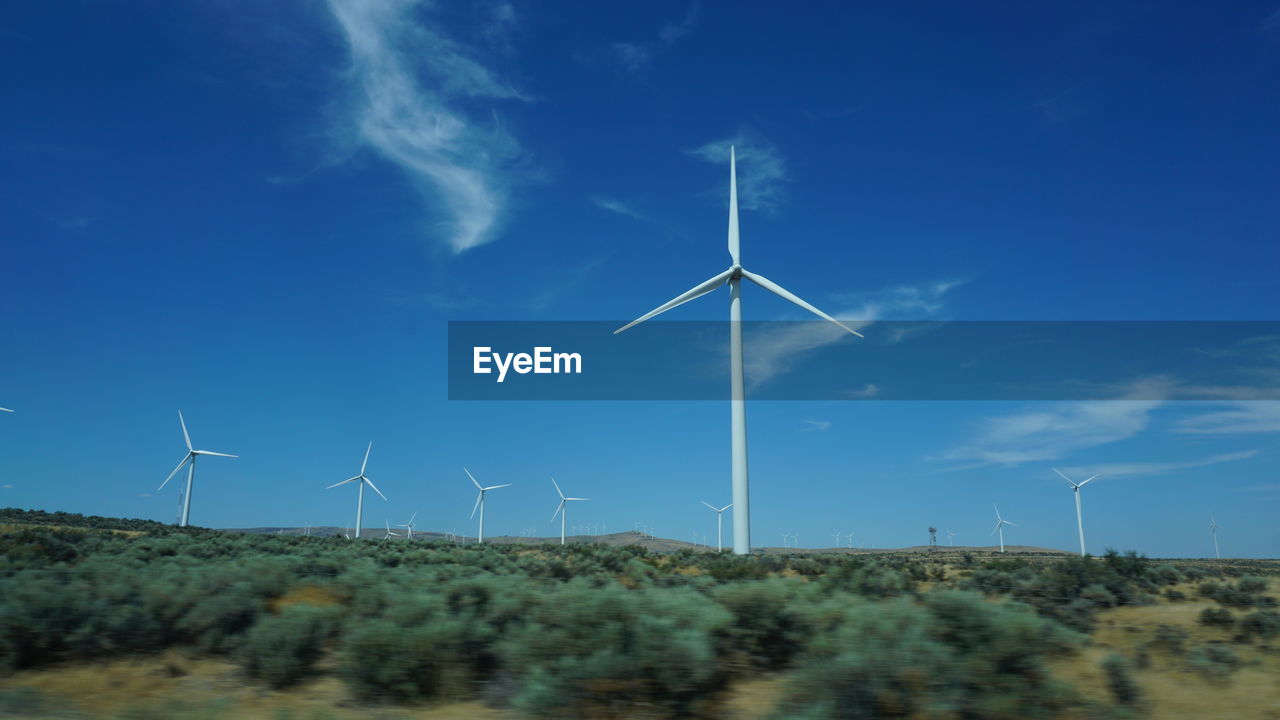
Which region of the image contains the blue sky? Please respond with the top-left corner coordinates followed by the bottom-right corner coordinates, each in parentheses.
top-left (1, 2), bottom-right (1278, 556)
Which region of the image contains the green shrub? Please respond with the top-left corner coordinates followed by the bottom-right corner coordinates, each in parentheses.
top-left (1198, 607), bottom-right (1234, 628)
top-left (769, 592), bottom-right (1085, 720)
top-left (1101, 654), bottom-right (1141, 707)
top-left (241, 606), bottom-right (335, 688)
top-left (1238, 610), bottom-right (1280, 640)
top-left (1188, 643), bottom-right (1239, 680)
top-left (1149, 624), bottom-right (1187, 655)
top-left (710, 579), bottom-right (811, 671)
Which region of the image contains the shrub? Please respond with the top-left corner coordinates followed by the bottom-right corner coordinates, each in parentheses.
top-left (769, 592), bottom-right (1086, 720)
top-left (1163, 588), bottom-right (1187, 602)
top-left (1198, 607), bottom-right (1235, 628)
top-left (1188, 644), bottom-right (1239, 681)
top-left (1238, 610), bottom-right (1280, 640)
top-left (1101, 654), bottom-right (1141, 707)
top-left (1149, 624), bottom-right (1187, 655)
top-left (710, 579), bottom-right (811, 671)
top-left (241, 606), bottom-right (335, 688)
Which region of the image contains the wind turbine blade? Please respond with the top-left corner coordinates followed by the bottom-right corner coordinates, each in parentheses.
top-left (551, 477), bottom-right (565, 500)
top-left (363, 477), bottom-right (388, 501)
top-left (567, 497), bottom-right (591, 501)
top-left (159, 454), bottom-right (192, 491)
top-left (721, 503), bottom-right (733, 512)
top-left (1005, 521), bottom-right (1018, 527)
top-left (470, 491), bottom-right (483, 519)
top-left (739, 269), bottom-right (864, 337)
top-left (701, 501), bottom-right (717, 511)
top-left (194, 450), bottom-right (237, 458)
top-left (0, 407), bottom-right (13, 412)
top-left (360, 442), bottom-right (372, 476)
top-left (484, 483), bottom-right (512, 491)
top-left (991, 524), bottom-right (1000, 535)
top-left (464, 467), bottom-right (483, 490)
top-left (551, 500), bottom-right (565, 521)
top-left (1078, 474), bottom-right (1100, 487)
top-left (993, 503), bottom-right (1002, 521)
top-left (327, 476), bottom-right (360, 489)
top-left (1052, 467), bottom-right (1078, 487)
top-left (408, 512), bottom-right (417, 524)
top-left (178, 411), bottom-right (192, 452)
top-left (728, 145), bottom-right (740, 265)
top-left (613, 267), bottom-right (735, 334)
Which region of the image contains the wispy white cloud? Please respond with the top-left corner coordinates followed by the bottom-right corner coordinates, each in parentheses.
top-left (1176, 402), bottom-right (1280, 435)
top-left (801, 419), bottom-right (831, 432)
top-left (1057, 450), bottom-right (1258, 479)
top-left (327, 0), bottom-right (529, 253)
top-left (138, 492), bottom-right (151, 498)
top-left (688, 132), bottom-right (787, 212)
top-left (592, 197), bottom-right (646, 221)
top-left (1, 484), bottom-right (12, 489)
top-left (611, 3), bottom-right (699, 73)
top-left (744, 279), bottom-right (964, 388)
top-left (937, 378), bottom-right (1173, 469)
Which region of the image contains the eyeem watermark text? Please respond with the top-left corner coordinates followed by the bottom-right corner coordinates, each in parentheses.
top-left (473, 346), bottom-right (582, 383)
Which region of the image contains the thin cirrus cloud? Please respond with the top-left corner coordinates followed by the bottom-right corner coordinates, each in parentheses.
top-left (688, 133), bottom-right (788, 213)
top-left (611, 3), bottom-right (700, 73)
top-left (1176, 402), bottom-right (1280, 435)
top-left (801, 419), bottom-right (832, 432)
top-left (1056, 450), bottom-right (1258, 480)
top-left (935, 378), bottom-right (1173, 470)
top-left (592, 197), bottom-right (647, 221)
top-left (744, 279), bottom-right (965, 388)
top-left (327, 0), bottom-right (529, 254)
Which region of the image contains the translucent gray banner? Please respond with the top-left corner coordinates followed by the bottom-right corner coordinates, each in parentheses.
top-left (447, 321), bottom-right (1280, 401)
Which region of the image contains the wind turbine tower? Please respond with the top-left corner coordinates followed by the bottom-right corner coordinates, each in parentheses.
top-left (1054, 468), bottom-right (1100, 557)
top-left (550, 477), bottom-right (590, 545)
top-left (465, 469), bottom-right (511, 544)
top-left (1210, 514), bottom-right (1221, 559)
top-left (157, 411), bottom-right (238, 527)
top-left (326, 442), bottom-right (387, 539)
top-left (700, 501), bottom-right (733, 552)
top-left (615, 147), bottom-right (862, 554)
top-left (991, 505), bottom-right (1017, 554)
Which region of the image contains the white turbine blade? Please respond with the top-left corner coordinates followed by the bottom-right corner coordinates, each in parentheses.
top-left (551, 477), bottom-right (565, 500)
top-left (728, 145), bottom-right (740, 265)
top-left (993, 503), bottom-right (1002, 521)
top-left (613, 267), bottom-right (735, 334)
top-left (408, 512), bottom-right (417, 524)
top-left (159, 454), bottom-right (192, 490)
top-left (990, 523), bottom-right (1000, 535)
top-left (0, 407), bottom-right (13, 412)
top-left (1077, 474), bottom-right (1101, 487)
top-left (363, 477), bottom-right (388, 501)
top-left (551, 499), bottom-right (565, 521)
top-left (739, 269), bottom-right (864, 337)
top-left (1005, 521), bottom-right (1018, 527)
top-left (1052, 467), bottom-right (1079, 488)
top-left (701, 501), bottom-right (717, 511)
top-left (360, 442), bottom-right (372, 476)
top-left (470, 491), bottom-right (484, 519)
top-left (327, 476), bottom-right (360, 489)
top-left (484, 483), bottom-right (513, 491)
top-left (720, 503), bottom-right (733, 512)
top-left (464, 467), bottom-right (483, 490)
top-left (194, 450), bottom-right (237, 458)
top-left (566, 497), bottom-right (591, 502)
top-left (178, 411), bottom-right (192, 451)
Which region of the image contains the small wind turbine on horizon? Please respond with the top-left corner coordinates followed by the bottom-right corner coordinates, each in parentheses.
top-left (614, 146), bottom-right (862, 555)
top-left (1054, 468), bottom-right (1101, 557)
top-left (1210, 514), bottom-right (1221, 559)
top-left (399, 512), bottom-right (418, 540)
top-left (157, 411), bottom-right (237, 527)
top-left (383, 520), bottom-right (402, 539)
top-left (991, 504), bottom-right (1016, 554)
top-left (550, 477), bottom-right (589, 545)
top-left (700, 501), bottom-right (733, 552)
top-left (326, 442), bottom-right (387, 539)
top-left (465, 469), bottom-right (510, 544)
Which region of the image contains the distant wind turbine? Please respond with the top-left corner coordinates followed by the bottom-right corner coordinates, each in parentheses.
top-left (700, 501), bottom-right (733, 551)
top-left (614, 146), bottom-right (861, 554)
top-left (157, 411), bottom-right (237, 527)
top-left (1210, 514), bottom-right (1221, 559)
top-left (946, 530), bottom-right (956, 547)
top-left (991, 504), bottom-right (1016, 554)
top-left (465, 469), bottom-right (510, 544)
top-left (550, 477), bottom-right (589, 545)
top-left (326, 442), bottom-right (386, 539)
top-left (399, 512), bottom-right (418, 540)
top-left (383, 520), bottom-right (402, 539)
top-left (1054, 468), bottom-right (1100, 557)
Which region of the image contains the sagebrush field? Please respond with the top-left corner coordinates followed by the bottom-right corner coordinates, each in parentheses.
top-left (0, 508), bottom-right (1276, 719)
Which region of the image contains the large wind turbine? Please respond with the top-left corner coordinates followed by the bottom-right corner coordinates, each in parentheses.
top-left (157, 411), bottom-right (237, 527)
top-left (1210, 514), bottom-right (1221, 559)
top-left (326, 442), bottom-right (386, 539)
top-left (465, 469), bottom-right (510, 544)
top-left (550, 477), bottom-right (589, 545)
top-left (700, 501), bottom-right (733, 551)
top-left (991, 504), bottom-right (1016, 553)
top-left (1054, 468), bottom-right (1100, 557)
top-left (615, 147), bottom-right (861, 554)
